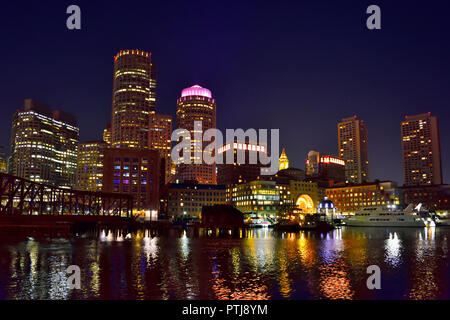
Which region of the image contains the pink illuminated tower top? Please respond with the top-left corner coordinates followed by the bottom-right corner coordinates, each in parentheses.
top-left (180, 85), bottom-right (212, 98)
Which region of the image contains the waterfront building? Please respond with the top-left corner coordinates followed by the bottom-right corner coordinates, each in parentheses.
top-left (325, 181), bottom-right (400, 214)
top-left (103, 123), bottom-right (112, 146)
top-left (217, 141), bottom-right (268, 185)
top-left (305, 150), bottom-right (346, 186)
top-left (102, 148), bottom-right (160, 213)
top-left (0, 146), bottom-right (7, 172)
top-left (401, 112), bottom-right (442, 186)
top-left (399, 184), bottom-right (450, 214)
top-left (166, 182), bottom-right (227, 218)
top-left (9, 99), bottom-right (79, 188)
top-left (338, 116), bottom-right (369, 184)
top-left (279, 148), bottom-right (289, 171)
top-left (111, 49), bottom-right (156, 149)
top-left (149, 113), bottom-right (173, 184)
top-left (228, 180), bottom-right (280, 219)
top-left (76, 141), bottom-right (108, 192)
top-left (175, 85), bottom-right (217, 184)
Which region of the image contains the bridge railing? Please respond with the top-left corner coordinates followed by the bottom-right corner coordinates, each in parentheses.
top-left (0, 173), bottom-right (133, 217)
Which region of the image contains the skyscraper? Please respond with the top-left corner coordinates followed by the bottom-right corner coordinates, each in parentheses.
top-left (149, 113), bottom-right (173, 184)
top-left (401, 112), bottom-right (442, 186)
top-left (9, 99), bottom-right (79, 188)
top-left (338, 116), bottom-right (369, 184)
top-left (111, 49), bottom-right (156, 149)
top-left (175, 85), bottom-right (217, 184)
top-left (76, 141), bottom-right (108, 192)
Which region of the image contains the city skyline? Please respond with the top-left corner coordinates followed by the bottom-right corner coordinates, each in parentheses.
top-left (0, 1), bottom-right (449, 186)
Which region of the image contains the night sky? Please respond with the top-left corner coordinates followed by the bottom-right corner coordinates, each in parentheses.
top-left (0, 0), bottom-right (449, 185)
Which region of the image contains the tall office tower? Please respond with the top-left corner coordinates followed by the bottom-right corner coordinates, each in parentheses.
top-left (111, 49), bottom-right (156, 149)
top-left (279, 148), bottom-right (289, 171)
top-left (175, 85), bottom-right (217, 184)
top-left (338, 116), bottom-right (369, 184)
top-left (401, 112), bottom-right (442, 186)
top-left (0, 146), bottom-right (7, 172)
top-left (76, 141), bottom-right (108, 192)
top-left (9, 99), bottom-right (79, 188)
top-left (149, 114), bottom-right (173, 184)
top-left (103, 123), bottom-right (112, 146)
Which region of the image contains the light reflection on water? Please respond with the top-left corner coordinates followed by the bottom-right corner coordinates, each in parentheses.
top-left (0, 227), bottom-right (449, 300)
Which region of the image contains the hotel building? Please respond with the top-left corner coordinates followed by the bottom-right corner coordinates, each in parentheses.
top-left (102, 148), bottom-right (160, 212)
top-left (166, 183), bottom-right (227, 218)
top-left (175, 85), bottom-right (217, 184)
top-left (111, 49), bottom-right (156, 149)
top-left (76, 141), bottom-right (108, 192)
top-left (401, 112), bottom-right (442, 186)
top-left (338, 116), bottom-right (369, 184)
top-left (149, 113), bottom-right (173, 184)
top-left (9, 99), bottom-right (79, 188)
top-left (326, 181), bottom-right (400, 214)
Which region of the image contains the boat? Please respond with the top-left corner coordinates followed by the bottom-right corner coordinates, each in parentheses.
top-left (244, 217), bottom-right (272, 228)
top-left (299, 213), bottom-right (335, 231)
top-left (345, 204), bottom-right (427, 227)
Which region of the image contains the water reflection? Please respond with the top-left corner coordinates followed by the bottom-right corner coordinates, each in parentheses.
top-left (0, 227), bottom-right (449, 300)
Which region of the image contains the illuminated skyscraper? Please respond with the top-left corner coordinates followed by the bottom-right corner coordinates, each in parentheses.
top-left (175, 85), bottom-right (217, 184)
top-left (149, 113), bottom-right (173, 184)
top-left (338, 116), bottom-right (369, 184)
top-left (401, 112), bottom-right (442, 186)
top-left (279, 148), bottom-right (289, 171)
top-left (111, 49), bottom-right (156, 149)
top-left (9, 99), bottom-right (79, 188)
top-left (76, 141), bottom-right (108, 192)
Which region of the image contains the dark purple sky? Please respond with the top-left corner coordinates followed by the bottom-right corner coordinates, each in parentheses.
top-left (0, 0), bottom-right (449, 185)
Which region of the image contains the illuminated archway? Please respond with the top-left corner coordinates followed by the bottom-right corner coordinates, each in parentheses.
top-left (296, 194), bottom-right (315, 214)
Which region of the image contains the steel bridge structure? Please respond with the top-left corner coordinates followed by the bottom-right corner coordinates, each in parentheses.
top-left (0, 172), bottom-right (133, 217)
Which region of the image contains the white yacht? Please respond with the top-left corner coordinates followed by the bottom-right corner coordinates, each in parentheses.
top-left (346, 204), bottom-right (427, 227)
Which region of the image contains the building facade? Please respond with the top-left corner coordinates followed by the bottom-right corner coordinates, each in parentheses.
top-left (175, 85), bottom-right (217, 184)
top-left (103, 123), bottom-right (112, 146)
top-left (9, 99), bottom-right (79, 188)
top-left (338, 116), bottom-right (369, 184)
top-left (167, 183), bottom-right (227, 218)
top-left (0, 146), bottom-right (7, 172)
top-left (228, 180), bottom-right (280, 219)
top-left (326, 181), bottom-right (400, 214)
top-left (401, 112), bottom-right (442, 186)
top-left (149, 113), bottom-right (173, 184)
top-left (111, 49), bottom-right (156, 149)
top-left (400, 184), bottom-right (449, 214)
top-left (76, 141), bottom-right (108, 192)
top-left (305, 150), bottom-right (346, 186)
top-left (217, 141), bottom-right (267, 185)
top-left (102, 148), bottom-right (160, 213)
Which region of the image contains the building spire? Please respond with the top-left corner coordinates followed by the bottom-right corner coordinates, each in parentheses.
top-left (279, 148), bottom-right (289, 171)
